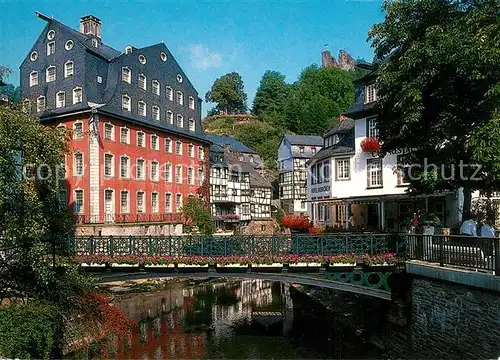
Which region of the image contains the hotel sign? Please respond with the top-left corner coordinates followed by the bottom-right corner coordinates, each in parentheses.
top-left (311, 185), bottom-right (331, 194)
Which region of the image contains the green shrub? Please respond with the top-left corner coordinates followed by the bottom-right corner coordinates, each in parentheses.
top-left (0, 302), bottom-right (61, 359)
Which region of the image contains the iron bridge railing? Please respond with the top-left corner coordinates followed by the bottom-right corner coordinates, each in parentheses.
top-left (71, 233), bottom-right (401, 258)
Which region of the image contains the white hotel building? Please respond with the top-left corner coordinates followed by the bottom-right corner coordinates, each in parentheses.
top-left (307, 63), bottom-right (461, 232)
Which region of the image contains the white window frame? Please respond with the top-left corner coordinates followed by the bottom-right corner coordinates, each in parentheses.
top-left (188, 144), bottom-right (194, 158)
top-left (198, 146), bottom-right (205, 160)
top-left (188, 118), bottom-right (195, 131)
top-left (73, 87), bottom-right (82, 104)
top-left (175, 140), bottom-right (182, 155)
top-left (47, 41), bottom-right (55, 56)
top-left (151, 134), bottom-right (159, 150)
top-left (176, 193), bottom-right (182, 213)
top-left (367, 116), bottom-right (379, 138)
top-left (122, 67), bottom-right (131, 83)
top-left (151, 192), bottom-right (159, 213)
top-left (152, 105), bottom-right (160, 121)
top-left (120, 156), bottom-right (130, 178)
top-left (176, 91), bottom-right (183, 105)
top-left (365, 83), bottom-right (377, 104)
top-left (36, 96), bottom-right (46, 112)
top-left (122, 95), bottom-right (131, 111)
top-left (164, 163), bottom-right (172, 183)
top-left (46, 66), bottom-right (56, 82)
top-left (165, 193), bottom-right (172, 213)
top-left (198, 168), bottom-right (204, 186)
top-left (151, 161), bottom-right (159, 182)
top-left (136, 191), bottom-right (145, 213)
top-left (56, 91), bottom-right (66, 108)
top-left (120, 190), bottom-right (130, 213)
top-left (165, 138), bottom-right (172, 153)
top-left (166, 86), bottom-right (173, 101)
top-left (30, 71), bottom-right (38, 87)
top-left (187, 167), bottom-right (194, 185)
top-left (176, 114), bottom-right (183, 128)
top-left (336, 158), bottom-right (350, 180)
top-left (175, 165), bottom-right (182, 184)
top-left (74, 152), bottom-right (84, 176)
top-left (166, 110), bottom-right (173, 124)
top-left (64, 61), bottom-right (74, 78)
top-left (120, 127), bottom-right (130, 144)
top-left (152, 80), bottom-right (160, 95)
top-left (74, 189), bottom-right (84, 214)
top-left (367, 158), bottom-right (383, 188)
top-left (138, 100), bottom-right (146, 116)
top-left (188, 96), bottom-right (195, 110)
top-left (138, 74), bottom-right (146, 90)
top-left (104, 123), bottom-right (114, 141)
top-left (137, 131), bottom-right (145, 147)
top-left (104, 153), bottom-right (114, 177)
top-left (73, 121), bottom-right (83, 139)
top-left (136, 158), bottom-right (145, 180)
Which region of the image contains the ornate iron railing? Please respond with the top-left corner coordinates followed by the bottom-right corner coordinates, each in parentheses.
top-left (71, 233), bottom-right (400, 257)
top-left (406, 233), bottom-right (500, 275)
top-left (75, 213), bottom-right (183, 225)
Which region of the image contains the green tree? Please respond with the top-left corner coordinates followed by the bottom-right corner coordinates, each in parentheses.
top-left (205, 72), bottom-right (248, 115)
top-left (369, 0), bottom-right (500, 219)
top-left (284, 65), bottom-right (355, 135)
top-left (252, 71), bottom-right (289, 127)
top-left (0, 67), bottom-right (21, 103)
top-left (182, 197), bottom-right (214, 235)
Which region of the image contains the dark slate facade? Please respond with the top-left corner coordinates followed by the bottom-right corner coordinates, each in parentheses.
top-left (19, 12), bottom-right (208, 143)
top-left (343, 63), bottom-right (377, 120)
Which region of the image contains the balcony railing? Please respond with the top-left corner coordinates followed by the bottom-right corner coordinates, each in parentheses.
top-left (75, 213), bottom-right (183, 225)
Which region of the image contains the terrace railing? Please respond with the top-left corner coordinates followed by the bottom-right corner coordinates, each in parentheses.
top-left (406, 233), bottom-right (500, 275)
top-left (71, 233), bottom-right (400, 258)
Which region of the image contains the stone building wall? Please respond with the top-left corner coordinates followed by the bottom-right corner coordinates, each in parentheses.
top-left (410, 277), bottom-right (500, 358)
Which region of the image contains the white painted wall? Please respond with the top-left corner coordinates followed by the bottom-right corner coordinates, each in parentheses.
top-left (278, 138), bottom-right (293, 171)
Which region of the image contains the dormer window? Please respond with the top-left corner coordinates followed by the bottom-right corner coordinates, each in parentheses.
top-left (122, 67), bottom-right (131, 83)
top-left (365, 83), bottom-right (377, 104)
top-left (47, 41), bottom-right (55, 56)
top-left (176, 114), bottom-right (183, 128)
top-left (188, 118), bottom-right (195, 131)
top-left (56, 91), bottom-right (66, 108)
top-left (138, 101), bottom-right (146, 116)
top-left (122, 95), bottom-right (131, 111)
top-left (36, 96), bottom-right (46, 112)
top-left (64, 61), bottom-right (74, 78)
top-left (73, 87), bottom-right (82, 104)
top-left (125, 45), bottom-right (132, 54)
top-left (176, 91), bottom-right (183, 105)
top-left (138, 74), bottom-right (146, 90)
top-left (46, 66), bottom-right (56, 82)
top-left (166, 110), bottom-right (173, 124)
top-left (188, 96), bottom-right (195, 110)
top-left (152, 80), bottom-right (160, 95)
top-left (152, 105), bottom-right (160, 121)
top-left (29, 71), bottom-right (38, 87)
top-left (91, 38), bottom-right (98, 48)
top-left (166, 86), bottom-right (173, 101)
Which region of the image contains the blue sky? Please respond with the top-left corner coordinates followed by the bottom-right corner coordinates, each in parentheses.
top-left (0, 0), bottom-right (384, 117)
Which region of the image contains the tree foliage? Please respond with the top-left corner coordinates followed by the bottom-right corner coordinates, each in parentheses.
top-left (252, 71), bottom-right (289, 128)
top-left (284, 65), bottom-right (355, 135)
top-left (369, 0), bottom-right (500, 218)
top-left (182, 197), bottom-right (214, 235)
top-left (205, 72), bottom-right (248, 115)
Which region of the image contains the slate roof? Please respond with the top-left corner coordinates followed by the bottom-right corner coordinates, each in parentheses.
top-left (206, 135), bottom-right (257, 154)
top-left (225, 151), bottom-right (272, 188)
top-left (308, 145), bottom-right (355, 165)
top-left (309, 120), bottom-right (355, 165)
top-left (324, 118), bottom-right (355, 137)
top-left (283, 134), bottom-right (323, 147)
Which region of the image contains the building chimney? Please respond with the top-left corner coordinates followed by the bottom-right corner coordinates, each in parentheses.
top-left (80, 15), bottom-right (101, 39)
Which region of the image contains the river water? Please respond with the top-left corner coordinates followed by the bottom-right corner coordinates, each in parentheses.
top-left (75, 278), bottom-right (392, 359)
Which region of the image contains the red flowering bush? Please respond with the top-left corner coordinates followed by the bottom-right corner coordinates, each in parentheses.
top-left (74, 254), bottom-right (109, 265)
top-left (326, 253), bottom-right (357, 264)
top-left (143, 256), bottom-right (175, 265)
top-left (360, 137), bottom-right (381, 153)
top-left (110, 255), bottom-right (140, 265)
top-left (281, 215), bottom-right (310, 230)
top-left (360, 253), bottom-right (398, 265)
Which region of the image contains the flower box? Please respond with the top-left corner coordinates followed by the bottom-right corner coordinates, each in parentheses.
top-left (330, 263), bottom-right (356, 266)
top-left (144, 264), bottom-right (176, 268)
top-left (111, 263), bottom-right (139, 267)
top-left (217, 264), bottom-right (248, 268)
top-left (307, 262), bottom-right (322, 267)
top-left (289, 262), bottom-right (308, 267)
top-left (367, 262), bottom-right (390, 266)
top-left (81, 263), bottom-right (106, 267)
top-left (177, 264), bottom-right (209, 268)
top-left (252, 263), bottom-right (283, 267)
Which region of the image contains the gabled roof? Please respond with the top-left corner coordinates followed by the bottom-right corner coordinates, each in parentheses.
top-left (225, 151), bottom-right (272, 188)
top-left (206, 135), bottom-right (257, 154)
top-left (324, 118), bottom-right (355, 137)
top-left (283, 134), bottom-right (323, 146)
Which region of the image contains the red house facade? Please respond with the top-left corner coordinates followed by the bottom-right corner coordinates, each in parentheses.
top-left (20, 13), bottom-right (211, 235)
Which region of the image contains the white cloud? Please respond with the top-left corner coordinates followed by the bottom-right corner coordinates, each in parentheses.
top-left (187, 44), bottom-right (222, 70)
